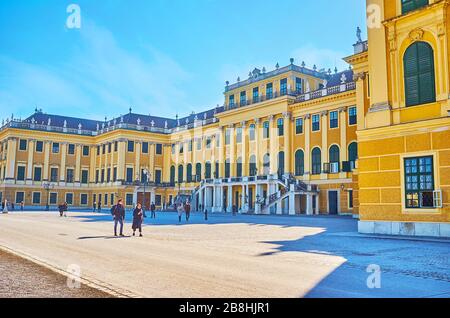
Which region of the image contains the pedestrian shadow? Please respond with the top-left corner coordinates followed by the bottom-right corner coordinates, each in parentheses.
top-left (77, 235), bottom-right (131, 240)
top-left (255, 224), bottom-right (450, 298)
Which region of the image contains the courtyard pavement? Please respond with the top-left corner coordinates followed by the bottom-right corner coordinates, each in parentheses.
top-left (0, 210), bottom-right (449, 298)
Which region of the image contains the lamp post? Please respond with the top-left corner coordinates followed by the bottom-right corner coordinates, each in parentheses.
top-left (43, 182), bottom-right (54, 211)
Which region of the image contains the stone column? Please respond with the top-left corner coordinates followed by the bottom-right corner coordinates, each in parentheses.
top-left (229, 125), bottom-right (236, 177)
top-left (183, 140), bottom-right (188, 182)
top-left (135, 141), bottom-right (141, 181)
top-left (227, 185), bottom-right (233, 213)
top-left (60, 143), bottom-right (67, 182)
top-left (339, 107), bottom-right (348, 178)
top-left (117, 139), bottom-right (126, 181)
top-left (211, 135), bottom-right (216, 179)
top-left (43, 142), bottom-right (50, 181)
top-left (241, 121), bottom-right (248, 176)
top-left (269, 115), bottom-right (278, 175)
top-left (254, 118), bottom-right (261, 175)
top-left (5, 138), bottom-right (17, 180)
top-left (26, 140), bottom-right (35, 182)
top-left (315, 194), bottom-right (320, 215)
top-left (89, 145), bottom-right (96, 183)
top-left (321, 111), bottom-right (328, 179)
top-left (283, 112), bottom-right (291, 175)
top-left (104, 144), bottom-right (109, 182)
top-left (163, 144), bottom-right (171, 183)
top-left (75, 144), bottom-right (82, 183)
top-left (306, 194), bottom-right (313, 215)
top-left (304, 115), bottom-right (311, 181)
top-left (218, 126), bottom-right (225, 178)
top-left (289, 186), bottom-right (296, 215)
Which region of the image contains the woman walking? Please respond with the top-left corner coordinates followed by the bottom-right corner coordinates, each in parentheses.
top-left (177, 202), bottom-right (184, 223)
top-left (132, 203), bottom-right (144, 237)
top-left (58, 202), bottom-right (68, 217)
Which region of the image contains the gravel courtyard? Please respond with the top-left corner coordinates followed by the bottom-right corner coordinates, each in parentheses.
top-left (0, 211), bottom-right (449, 298)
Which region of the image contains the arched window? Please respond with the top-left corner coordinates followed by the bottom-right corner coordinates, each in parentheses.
top-left (249, 155), bottom-right (257, 176)
top-left (329, 145), bottom-right (340, 173)
top-left (348, 142), bottom-right (358, 170)
top-left (236, 157), bottom-right (242, 177)
top-left (195, 163), bottom-right (202, 182)
top-left (312, 148), bottom-right (321, 175)
top-left (404, 41), bottom-right (435, 107)
top-left (263, 153), bottom-right (270, 175)
top-left (186, 164), bottom-right (193, 183)
top-left (178, 165), bottom-right (184, 183)
top-left (170, 165), bottom-right (175, 185)
top-left (205, 162), bottom-right (211, 179)
top-left (278, 151), bottom-right (285, 177)
top-left (295, 150), bottom-right (304, 176)
top-left (225, 159), bottom-right (230, 178)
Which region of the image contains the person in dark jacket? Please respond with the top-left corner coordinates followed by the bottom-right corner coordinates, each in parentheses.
top-left (184, 200), bottom-right (191, 222)
top-left (58, 202), bottom-right (68, 217)
top-left (150, 202), bottom-right (156, 218)
top-left (97, 201), bottom-right (102, 212)
top-left (132, 203), bottom-right (144, 237)
top-left (111, 199), bottom-right (125, 236)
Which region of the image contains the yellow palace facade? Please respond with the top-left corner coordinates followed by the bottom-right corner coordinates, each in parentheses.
top-left (0, 0), bottom-right (449, 237)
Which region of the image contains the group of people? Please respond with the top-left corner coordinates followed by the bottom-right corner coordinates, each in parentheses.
top-left (109, 200), bottom-right (157, 237)
top-left (176, 200), bottom-right (192, 223)
top-left (2, 200), bottom-right (25, 213)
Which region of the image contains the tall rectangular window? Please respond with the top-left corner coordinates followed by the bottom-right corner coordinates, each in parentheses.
top-left (277, 118), bottom-right (284, 136)
top-left (33, 167), bottom-right (42, 182)
top-left (126, 194), bottom-right (133, 206)
top-left (142, 142), bottom-right (149, 154)
top-left (108, 143), bottom-right (112, 153)
top-left (126, 168), bottom-right (133, 183)
top-left (266, 83), bottom-right (273, 99)
top-left (225, 129), bottom-right (231, 145)
top-left (155, 170), bottom-right (162, 184)
top-left (16, 166), bottom-right (26, 181)
top-left (35, 141), bottom-right (43, 152)
top-left (263, 121), bottom-right (270, 139)
top-left (80, 194), bottom-right (88, 205)
top-left (32, 192), bottom-right (41, 204)
top-left (236, 127), bottom-right (242, 143)
top-left (405, 156), bottom-right (434, 209)
top-left (82, 146), bottom-right (89, 156)
top-left (295, 118), bottom-right (303, 134)
top-left (280, 78), bottom-right (287, 95)
top-left (240, 91), bottom-right (246, 106)
top-left (52, 143), bottom-right (60, 154)
top-left (329, 111), bottom-right (339, 129)
top-left (51, 167), bottom-right (58, 182)
top-left (65, 193), bottom-right (73, 205)
top-left (312, 114), bottom-right (320, 132)
top-left (19, 139), bottom-right (27, 151)
top-left (49, 193), bottom-right (58, 205)
top-left (16, 192), bottom-right (25, 204)
top-left (229, 95), bottom-right (235, 108)
top-left (196, 139), bottom-right (201, 151)
top-left (66, 169), bottom-right (74, 183)
top-left (113, 167), bottom-right (117, 182)
top-left (252, 87), bottom-right (259, 103)
top-left (348, 107), bottom-right (357, 125)
top-left (68, 144), bottom-right (75, 155)
top-left (295, 77), bottom-right (302, 94)
top-left (127, 141), bottom-right (134, 152)
top-left (155, 143), bottom-right (162, 155)
top-left (249, 124), bottom-right (255, 141)
top-left (81, 170), bottom-right (89, 184)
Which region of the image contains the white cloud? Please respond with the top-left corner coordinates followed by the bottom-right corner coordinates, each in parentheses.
top-left (0, 21), bottom-right (192, 121)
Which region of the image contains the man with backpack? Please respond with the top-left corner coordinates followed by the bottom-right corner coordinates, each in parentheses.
top-left (111, 199), bottom-right (126, 237)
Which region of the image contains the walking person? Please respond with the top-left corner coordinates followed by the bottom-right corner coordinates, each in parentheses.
top-left (20, 201), bottom-right (24, 211)
top-left (58, 202), bottom-right (68, 217)
top-left (150, 202), bottom-right (156, 219)
top-left (2, 199), bottom-right (8, 214)
top-left (132, 203), bottom-right (144, 237)
top-left (204, 208), bottom-right (208, 221)
top-left (93, 201), bottom-right (97, 212)
top-left (184, 200), bottom-right (191, 222)
top-left (97, 201), bottom-right (102, 212)
top-left (111, 199), bottom-right (125, 237)
top-left (177, 202), bottom-right (183, 223)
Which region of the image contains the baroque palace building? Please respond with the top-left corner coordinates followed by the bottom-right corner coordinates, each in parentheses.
top-left (0, 0), bottom-right (449, 236)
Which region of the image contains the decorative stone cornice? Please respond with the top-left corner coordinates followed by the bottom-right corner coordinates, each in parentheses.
top-left (304, 114), bottom-right (311, 120)
top-left (353, 72), bottom-right (366, 81)
top-left (408, 28), bottom-right (424, 42)
top-left (369, 102), bottom-right (392, 113)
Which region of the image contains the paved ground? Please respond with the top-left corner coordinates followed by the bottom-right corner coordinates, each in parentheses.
top-left (0, 211), bottom-right (449, 298)
top-left (0, 249), bottom-right (111, 298)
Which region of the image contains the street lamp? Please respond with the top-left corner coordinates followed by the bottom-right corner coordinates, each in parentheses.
top-left (43, 182), bottom-right (54, 211)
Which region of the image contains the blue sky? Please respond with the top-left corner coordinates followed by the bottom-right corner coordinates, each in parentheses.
top-left (0, 0), bottom-right (367, 121)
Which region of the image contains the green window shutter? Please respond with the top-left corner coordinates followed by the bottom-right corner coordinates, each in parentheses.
top-left (404, 42), bottom-right (435, 107)
top-left (402, 0), bottom-right (428, 14)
